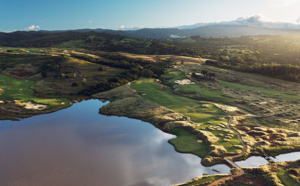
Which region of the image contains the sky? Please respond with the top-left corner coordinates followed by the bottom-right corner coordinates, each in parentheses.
top-left (1, 0), bottom-right (300, 32)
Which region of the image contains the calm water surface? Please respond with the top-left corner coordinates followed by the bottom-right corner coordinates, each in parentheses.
top-left (235, 151), bottom-right (300, 168)
top-left (0, 100), bottom-right (230, 186)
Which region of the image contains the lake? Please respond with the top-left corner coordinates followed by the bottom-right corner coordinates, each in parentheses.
top-left (0, 99), bottom-right (230, 186)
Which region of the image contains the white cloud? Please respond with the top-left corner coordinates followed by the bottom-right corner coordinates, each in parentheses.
top-left (234, 15), bottom-right (274, 26)
top-left (24, 25), bottom-right (40, 30)
top-left (120, 25), bottom-right (125, 30)
top-left (177, 14), bottom-right (300, 30)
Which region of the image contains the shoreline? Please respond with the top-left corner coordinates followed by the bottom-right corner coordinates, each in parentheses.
top-left (92, 84), bottom-right (300, 167)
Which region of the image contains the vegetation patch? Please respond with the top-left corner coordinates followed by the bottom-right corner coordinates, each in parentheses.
top-left (219, 80), bottom-right (300, 101)
top-left (169, 128), bottom-right (209, 158)
top-left (0, 75), bottom-right (70, 119)
top-left (0, 75), bottom-right (65, 105)
top-left (178, 175), bottom-right (225, 186)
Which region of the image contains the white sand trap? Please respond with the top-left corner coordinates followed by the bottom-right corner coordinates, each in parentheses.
top-left (174, 79), bottom-right (195, 85)
top-left (214, 103), bottom-right (240, 112)
top-left (24, 102), bottom-right (47, 110)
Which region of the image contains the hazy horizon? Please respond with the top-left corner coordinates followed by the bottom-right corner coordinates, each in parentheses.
top-left (1, 0), bottom-right (300, 32)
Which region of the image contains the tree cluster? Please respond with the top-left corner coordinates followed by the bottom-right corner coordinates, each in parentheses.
top-left (74, 54), bottom-right (173, 96)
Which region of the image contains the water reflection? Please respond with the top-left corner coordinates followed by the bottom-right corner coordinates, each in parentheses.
top-left (274, 152), bottom-right (300, 162)
top-left (0, 100), bottom-right (230, 186)
top-left (235, 156), bottom-right (269, 168)
top-left (235, 152), bottom-right (300, 168)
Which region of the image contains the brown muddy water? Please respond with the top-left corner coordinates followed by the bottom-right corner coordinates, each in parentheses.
top-left (0, 100), bottom-right (230, 186)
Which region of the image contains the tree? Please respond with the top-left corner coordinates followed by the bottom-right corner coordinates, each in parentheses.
top-left (208, 72), bottom-right (215, 79)
top-left (71, 82), bottom-right (78, 87)
top-left (141, 69), bottom-right (155, 78)
top-left (191, 72), bottom-right (196, 78)
top-left (201, 70), bottom-right (208, 77)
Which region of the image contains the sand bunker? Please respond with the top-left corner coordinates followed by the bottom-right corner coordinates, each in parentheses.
top-left (15, 100), bottom-right (47, 110)
top-left (24, 102), bottom-right (47, 110)
top-left (174, 79), bottom-right (195, 85)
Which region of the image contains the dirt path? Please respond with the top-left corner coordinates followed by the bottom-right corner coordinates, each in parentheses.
top-left (207, 115), bottom-right (246, 186)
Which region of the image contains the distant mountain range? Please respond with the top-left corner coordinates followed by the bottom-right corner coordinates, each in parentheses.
top-left (176, 15), bottom-right (300, 30)
top-left (37, 25), bottom-right (300, 39)
top-left (2, 15), bottom-right (300, 39)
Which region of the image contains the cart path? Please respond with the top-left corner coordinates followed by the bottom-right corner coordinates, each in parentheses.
top-left (207, 107), bottom-right (275, 186)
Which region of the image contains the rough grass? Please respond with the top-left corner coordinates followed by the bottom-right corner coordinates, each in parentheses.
top-left (169, 128), bottom-right (209, 158)
top-left (219, 80), bottom-right (300, 101)
top-left (277, 171), bottom-right (299, 186)
top-left (0, 75), bottom-right (67, 106)
top-left (214, 133), bottom-right (241, 152)
top-left (179, 175), bottom-right (225, 186)
top-left (179, 84), bottom-right (229, 100)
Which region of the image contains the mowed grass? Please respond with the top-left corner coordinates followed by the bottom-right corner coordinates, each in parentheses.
top-left (162, 71), bottom-right (187, 83)
top-left (0, 75), bottom-right (67, 106)
top-left (219, 80), bottom-right (300, 101)
top-left (131, 78), bottom-right (226, 123)
top-left (162, 71), bottom-right (231, 101)
top-left (169, 128), bottom-right (209, 158)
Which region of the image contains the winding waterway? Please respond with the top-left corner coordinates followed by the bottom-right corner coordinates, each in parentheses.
top-left (0, 99), bottom-right (231, 186)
